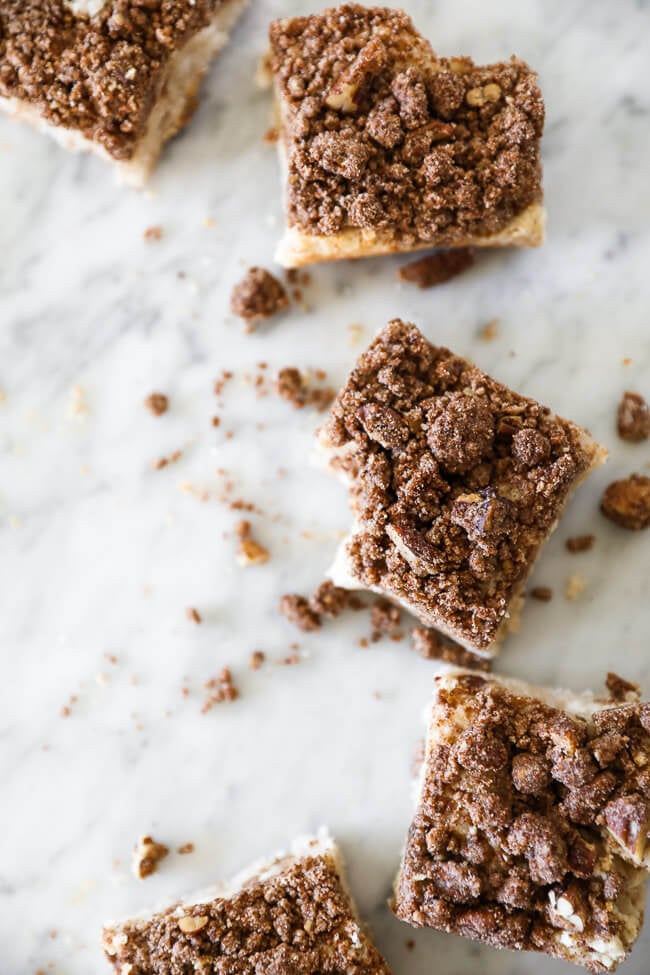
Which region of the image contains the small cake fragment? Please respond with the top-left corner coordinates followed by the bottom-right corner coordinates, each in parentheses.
top-left (0, 0), bottom-right (247, 186)
top-left (393, 670), bottom-right (650, 971)
top-left (398, 248), bottom-right (475, 288)
top-left (103, 831), bottom-right (393, 974)
top-left (317, 320), bottom-right (606, 655)
top-left (230, 267), bottom-right (289, 329)
top-left (617, 392), bottom-right (650, 443)
top-left (268, 4), bottom-right (545, 267)
top-left (601, 475), bottom-right (650, 531)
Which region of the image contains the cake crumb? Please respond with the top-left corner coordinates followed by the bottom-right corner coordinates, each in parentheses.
top-left (68, 384), bottom-right (89, 418)
top-left (214, 371), bottom-right (234, 397)
top-left (398, 248), bottom-right (474, 288)
top-left (235, 521), bottom-right (270, 566)
top-left (601, 474), bottom-right (650, 530)
top-left (279, 594), bottom-right (321, 632)
top-left (133, 835), bottom-right (169, 879)
top-left (249, 650), bottom-right (266, 671)
top-left (151, 449), bottom-right (182, 470)
top-left (370, 599), bottom-right (401, 639)
top-left (565, 534), bottom-right (595, 553)
top-left (275, 367), bottom-right (334, 411)
top-left (230, 267), bottom-right (289, 330)
top-left (145, 392), bottom-right (169, 416)
top-left (281, 651), bottom-right (301, 665)
top-left (177, 842), bottom-right (195, 855)
top-left (186, 607), bottom-right (202, 624)
top-left (565, 573), bottom-right (587, 601)
top-left (144, 225), bottom-right (163, 242)
top-left (202, 668), bottom-right (239, 712)
top-left (309, 581), bottom-right (350, 618)
top-left (530, 586), bottom-right (553, 602)
top-left (617, 391), bottom-right (650, 442)
top-left (479, 318), bottom-right (500, 341)
top-left (411, 627), bottom-right (491, 671)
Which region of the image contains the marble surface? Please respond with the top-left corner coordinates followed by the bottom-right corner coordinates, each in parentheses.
top-left (2, 1), bottom-right (650, 972)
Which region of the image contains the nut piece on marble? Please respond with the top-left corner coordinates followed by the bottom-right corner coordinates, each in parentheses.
top-left (132, 836), bottom-right (169, 880)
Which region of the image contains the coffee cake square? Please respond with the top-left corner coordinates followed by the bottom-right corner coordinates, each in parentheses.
top-left (393, 670), bottom-right (650, 972)
top-left (102, 831), bottom-right (393, 974)
top-left (0, 0), bottom-right (246, 186)
top-left (318, 320), bottom-right (605, 655)
top-left (268, 4), bottom-right (545, 268)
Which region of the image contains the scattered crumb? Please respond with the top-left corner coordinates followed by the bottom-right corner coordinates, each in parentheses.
top-left (151, 449), bottom-right (182, 470)
top-left (249, 650), bottom-right (266, 671)
top-left (478, 318), bottom-right (500, 341)
top-left (601, 474), bottom-right (650, 530)
top-left (281, 651), bottom-right (301, 665)
top-left (202, 216), bottom-right (216, 229)
top-left (279, 594), bottom-right (321, 632)
top-left (347, 323), bottom-right (365, 347)
top-left (274, 367), bottom-right (334, 411)
top-left (411, 627), bottom-right (491, 671)
top-left (622, 357), bottom-right (632, 367)
top-left (214, 371), bottom-right (233, 397)
top-left (68, 384), bottom-right (89, 418)
top-left (263, 126), bottom-right (279, 143)
top-left (309, 581), bottom-right (350, 618)
top-left (530, 586), bottom-right (553, 602)
top-left (186, 607), bottom-right (202, 624)
top-left (145, 392), bottom-right (169, 416)
top-left (565, 573), bottom-right (587, 601)
top-left (177, 843), bottom-right (195, 855)
top-left (405, 939), bottom-right (416, 952)
top-left (617, 391), bottom-right (650, 443)
top-left (398, 247), bottom-right (474, 288)
top-left (370, 599), bottom-right (401, 640)
top-left (606, 672), bottom-right (640, 702)
top-left (235, 520), bottom-right (270, 566)
top-left (211, 415), bottom-right (220, 427)
top-left (60, 705), bottom-right (71, 718)
top-left (230, 267), bottom-right (289, 330)
top-left (202, 668), bottom-right (239, 712)
top-left (143, 225), bottom-right (163, 242)
top-left (132, 835), bottom-right (169, 879)
top-left (565, 534), bottom-right (596, 554)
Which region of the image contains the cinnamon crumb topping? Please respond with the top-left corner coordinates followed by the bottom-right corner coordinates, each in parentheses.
top-left (230, 268), bottom-right (289, 329)
top-left (601, 474), bottom-right (650, 531)
top-left (145, 392), bottom-right (169, 416)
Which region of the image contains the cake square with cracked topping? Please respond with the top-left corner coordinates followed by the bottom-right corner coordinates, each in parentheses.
top-left (393, 670), bottom-right (650, 972)
top-left (318, 320), bottom-right (605, 654)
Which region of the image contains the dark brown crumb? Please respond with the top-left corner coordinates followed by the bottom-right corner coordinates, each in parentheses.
top-left (186, 607), bottom-right (202, 624)
top-left (249, 650), bottom-right (266, 671)
top-left (530, 585), bottom-right (553, 602)
top-left (606, 672), bottom-right (640, 702)
top-left (151, 449), bottom-right (182, 470)
top-left (309, 581), bottom-right (350, 617)
top-left (405, 939), bottom-right (415, 951)
top-left (202, 668), bottom-right (239, 712)
top-left (398, 248), bottom-right (475, 288)
top-left (359, 636), bottom-right (369, 648)
top-left (279, 594), bottom-right (322, 632)
top-left (411, 626), bottom-right (491, 671)
top-left (275, 367), bottom-right (335, 412)
top-left (370, 598), bottom-right (401, 639)
top-left (617, 391), bottom-right (650, 443)
top-left (565, 534), bottom-right (595, 554)
top-left (177, 843), bottom-right (195, 855)
top-left (230, 268), bottom-right (289, 329)
top-left (144, 226), bottom-right (163, 242)
top-left (133, 836), bottom-right (169, 879)
top-left (145, 392), bottom-right (169, 416)
top-left (601, 474), bottom-right (650, 530)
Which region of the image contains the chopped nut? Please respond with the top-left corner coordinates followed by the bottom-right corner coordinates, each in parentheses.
top-left (144, 225), bottom-right (163, 242)
top-left (133, 836), bottom-right (169, 879)
top-left (565, 574), bottom-right (587, 601)
top-left (530, 586), bottom-right (553, 602)
top-left (145, 392), bottom-right (169, 416)
top-left (237, 538), bottom-right (270, 567)
top-left (617, 391), bottom-right (650, 443)
top-left (177, 915), bottom-right (208, 934)
top-left (186, 607), bottom-right (202, 624)
top-left (466, 83), bottom-right (501, 107)
top-left (202, 668), bottom-right (239, 712)
top-left (601, 474), bottom-right (650, 530)
top-left (398, 248), bottom-right (474, 288)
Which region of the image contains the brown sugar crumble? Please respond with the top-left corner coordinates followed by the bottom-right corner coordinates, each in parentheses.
top-left (133, 836), bottom-right (169, 880)
top-left (269, 5), bottom-right (544, 247)
top-left (479, 318), bottom-right (500, 341)
top-left (279, 594), bottom-right (322, 632)
top-left (144, 226), bottom-right (163, 242)
top-left (249, 650), bottom-right (266, 671)
top-left (186, 607), bottom-right (202, 624)
top-left (145, 392), bottom-right (169, 416)
top-left (565, 534), bottom-right (595, 554)
top-left (230, 267), bottom-right (289, 330)
top-left (601, 474), bottom-right (650, 530)
top-left (275, 367), bottom-right (335, 411)
top-left (177, 843), bottom-right (195, 855)
top-left (394, 671), bottom-right (650, 970)
top-left (235, 520), bottom-right (270, 566)
top-left (617, 391), bottom-right (650, 443)
top-left (202, 668), bottom-right (239, 712)
top-left (398, 248), bottom-right (474, 288)
top-left (370, 598), bottom-right (401, 639)
top-left (411, 626), bottom-right (491, 671)
top-left (151, 449), bottom-right (182, 470)
top-left (530, 585), bottom-right (553, 602)
top-left (309, 580), bottom-right (351, 618)
top-left (318, 320), bottom-right (604, 653)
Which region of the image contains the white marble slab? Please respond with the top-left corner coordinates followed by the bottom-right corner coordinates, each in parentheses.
top-left (1, 1), bottom-right (649, 973)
